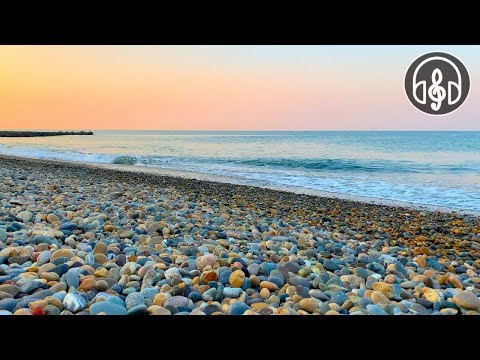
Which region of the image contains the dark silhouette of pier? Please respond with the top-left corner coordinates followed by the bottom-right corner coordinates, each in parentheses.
top-left (0, 131), bottom-right (94, 137)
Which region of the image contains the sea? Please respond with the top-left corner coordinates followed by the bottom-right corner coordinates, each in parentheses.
top-left (1, 131), bottom-right (479, 212)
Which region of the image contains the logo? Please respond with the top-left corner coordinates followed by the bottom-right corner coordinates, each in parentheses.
top-left (405, 52), bottom-right (470, 115)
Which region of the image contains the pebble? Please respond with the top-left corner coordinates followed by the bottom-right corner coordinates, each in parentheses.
top-left (20, 280), bottom-right (44, 294)
top-left (95, 280), bottom-right (109, 291)
top-left (223, 287), bottom-right (243, 298)
top-left (50, 249), bottom-right (75, 260)
top-left (283, 261), bottom-right (299, 274)
top-left (45, 296), bottom-right (63, 309)
top-left (46, 213), bottom-right (60, 223)
top-left (200, 254), bottom-right (217, 267)
top-left (164, 267), bottom-right (181, 280)
top-left (153, 293), bottom-right (169, 307)
top-left (0, 298), bottom-right (16, 312)
top-left (37, 251), bottom-right (52, 266)
top-left (90, 301), bottom-right (127, 315)
top-left (16, 211), bottom-right (33, 223)
top-left (44, 305), bottom-right (60, 315)
top-left (229, 302), bottom-right (250, 315)
top-left (370, 291), bottom-right (390, 305)
top-left (190, 309), bottom-right (206, 315)
top-left (410, 303), bottom-right (430, 315)
top-left (218, 270), bottom-right (232, 285)
top-left (259, 281), bottom-right (278, 292)
top-left (331, 291), bottom-right (348, 306)
top-left (125, 292), bottom-right (145, 310)
top-left (164, 296), bottom-right (190, 308)
top-left (372, 282), bottom-right (394, 299)
top-left (93, 242), bottom-right (108, 255)
top-left (366, 304), bottom-right (388, 315)
top-left (323, 260), bottom-right (339, 272)
top-left (60, 223), bottom-right (77, 231)
top-left (448, 275), bottom-right (463, 289)
top-left (247, 264), bottom-right (260, 276)
top-left (49, 264), bottom-right (69, 276)
top-left (94, 254), bottom-right (108, 264)
top-left (65, 270), bottom-right (79, 289)
top-left (0, 285), bottom-right (20, 297)
top-left (453, 291), bottom-right (480, 310)
top-left (127, 304), bottom-right (147, 315)
top-left (79, 278), bottom-right (96, 291)
top-left (423, 288), bottom-right (440, 303)
top-left (14, 309), bottom-right (32, 315)
top-left (400, 281), bottom-right (416, 289)
top-left (440, 308), bottom-right (458, 315)
top-left (63, 293), bottom-right (87, 313)
top-left (259, 262), bottom-right (276, 276)
top-left (204, 304), bottom-right (221, 315)
top-left (229, 270), bottom-right (245, 288)
top-left (148, 305), bottom-right (171, 315)
top-left (28, 300), bottom-right (48, 309)
top-left (299, 298), bottom-right (319, 313)
top-left (120, 230), bottom-right (135, 239)
top-left (40, 272), bottom-right (59, 282)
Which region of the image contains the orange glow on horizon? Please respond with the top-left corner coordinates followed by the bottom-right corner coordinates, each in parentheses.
top-left (1, 45), bottom-right (478, 130)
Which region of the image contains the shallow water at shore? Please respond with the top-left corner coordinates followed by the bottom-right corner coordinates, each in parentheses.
top-left (1, 131), bottom-right (479, 212)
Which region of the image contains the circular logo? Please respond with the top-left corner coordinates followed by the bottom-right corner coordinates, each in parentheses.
top-left (404, 52), bottom-right (470, 115)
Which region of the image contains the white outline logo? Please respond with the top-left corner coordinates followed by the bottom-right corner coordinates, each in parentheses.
top-left (405, 52), bottom-right (470, 115)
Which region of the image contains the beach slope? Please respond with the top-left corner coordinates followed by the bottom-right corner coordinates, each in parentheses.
top-left (0, 155), bottom-right (479, 315)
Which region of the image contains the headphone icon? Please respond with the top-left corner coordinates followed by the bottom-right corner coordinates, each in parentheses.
top-left (412, 56), bottom-right (462, 107)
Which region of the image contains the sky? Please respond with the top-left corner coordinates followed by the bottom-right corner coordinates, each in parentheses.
top-left (0, 45), bottom-right (479, 131)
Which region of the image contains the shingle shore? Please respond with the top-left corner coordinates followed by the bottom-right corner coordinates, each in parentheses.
top-left (0, 155), bottom-right (479, 315)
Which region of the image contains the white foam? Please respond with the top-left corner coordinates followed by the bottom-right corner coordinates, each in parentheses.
top-left (0, 144), bottom-right (116, 164)
top-left (1, 143), bottom-right (479, 212)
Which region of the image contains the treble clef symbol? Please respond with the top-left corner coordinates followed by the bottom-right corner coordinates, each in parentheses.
top-left (427, 68), bottom-right (446, 111)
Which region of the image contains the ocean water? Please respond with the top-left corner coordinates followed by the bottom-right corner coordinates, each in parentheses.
top-left (1, 131), bottom-right (479, 212)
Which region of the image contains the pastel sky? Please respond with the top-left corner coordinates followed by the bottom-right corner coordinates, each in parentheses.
top-left (0, 45), bottom-right (479, 130)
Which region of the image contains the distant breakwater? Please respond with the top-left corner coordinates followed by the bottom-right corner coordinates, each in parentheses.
top-left (0, 131), bottom-right (93, 137)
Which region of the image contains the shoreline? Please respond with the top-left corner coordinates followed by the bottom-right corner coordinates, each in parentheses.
top-left (0, 154), bottom-right (478, 218)
top-left (1, 154), bottom-right (480, 315)
top-left (101, 163), bottom-right (480, 218)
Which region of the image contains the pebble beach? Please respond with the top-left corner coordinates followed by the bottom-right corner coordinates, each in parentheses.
top-left (1, 155), bottom-right (480, 315)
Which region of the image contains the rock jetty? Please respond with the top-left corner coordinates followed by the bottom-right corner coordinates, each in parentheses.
top-left (0, 131), bottom-right (93, 137)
